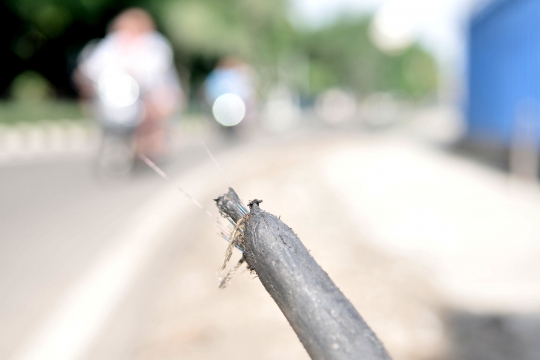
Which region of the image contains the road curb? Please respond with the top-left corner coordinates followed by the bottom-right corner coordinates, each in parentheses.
top-left (0, 121), bottom-right (99, 162)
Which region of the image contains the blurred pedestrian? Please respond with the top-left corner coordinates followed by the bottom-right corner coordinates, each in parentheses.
top-left (204, 57), bottom-right (256, 133)
top-left (75, 8), bottom-right (183, 159)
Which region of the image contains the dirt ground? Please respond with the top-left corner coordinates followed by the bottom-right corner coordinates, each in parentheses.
top-left (61, 128), bottom-right (540, 360)
top-left (78, 132), bottom-right (448, 360)
top-left (6, 124), bottom-right (540, 360)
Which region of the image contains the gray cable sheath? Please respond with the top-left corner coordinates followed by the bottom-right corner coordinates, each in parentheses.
top-left (215, 188), bottom-right (392, 360)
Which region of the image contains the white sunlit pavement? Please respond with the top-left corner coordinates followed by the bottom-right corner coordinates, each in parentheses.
top-left (320, 136), bottom-right (540, 312)
top-left (5, 129), bottom-right (540, 360)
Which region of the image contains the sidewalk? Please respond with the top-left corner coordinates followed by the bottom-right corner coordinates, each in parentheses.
top-left (323, 136), bottom-right (540, 312)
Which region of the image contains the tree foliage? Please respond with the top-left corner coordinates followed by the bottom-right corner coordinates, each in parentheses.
top-left (2, 0), bottom-right (437, 99)
top-left (297, 17), bottom-right (437, 97)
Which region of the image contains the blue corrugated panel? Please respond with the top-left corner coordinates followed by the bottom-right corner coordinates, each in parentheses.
top-left (467, 0), bottom-right (540, 146)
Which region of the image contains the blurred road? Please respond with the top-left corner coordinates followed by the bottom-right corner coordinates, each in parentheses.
top-left (2, 128), bottom-right (540, 360)
top-left (0, 136), bottom-right (229, 360)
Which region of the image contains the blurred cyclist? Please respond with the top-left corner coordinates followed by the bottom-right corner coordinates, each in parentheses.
top-left (75, 8), bottom-right (183, 160)
top-left (204, 57), bottom-right (256, 134)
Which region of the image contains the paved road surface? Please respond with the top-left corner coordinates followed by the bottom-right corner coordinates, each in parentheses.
top-left (0, 134), bottom-right (232, 359)
top-left (2, 129), bottom-right (540, 360)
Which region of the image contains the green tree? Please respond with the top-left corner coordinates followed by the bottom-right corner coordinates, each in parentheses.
top-left (297, 16), bottom-right (437, 97)
top-left (3, 0), bottom-right (437, 99)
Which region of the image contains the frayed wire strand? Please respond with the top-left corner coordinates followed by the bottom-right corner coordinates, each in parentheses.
top-left (140, 153), bottom-right (247, 289)
top-left (139, 154), bottom-right (215, 220)
top-left (199, 139), bottom-right (234, 189)
top-left (219, 256), bottom-right (246, 289)
top-left (139, 154), bottom-right (243, 252)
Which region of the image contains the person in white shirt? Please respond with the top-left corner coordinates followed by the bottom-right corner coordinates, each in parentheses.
top-left (76, 8), bottom-right (183, 159)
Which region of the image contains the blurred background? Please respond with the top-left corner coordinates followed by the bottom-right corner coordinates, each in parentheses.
top-left (1, 0), bottom-right (540, 359)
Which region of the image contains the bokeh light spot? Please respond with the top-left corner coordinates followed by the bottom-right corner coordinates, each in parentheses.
top-left (212, 93), bottom-right (246, 126)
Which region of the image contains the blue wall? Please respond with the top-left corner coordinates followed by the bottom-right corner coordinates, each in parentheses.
top-left (467, 0), bottom-right (540, 146)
